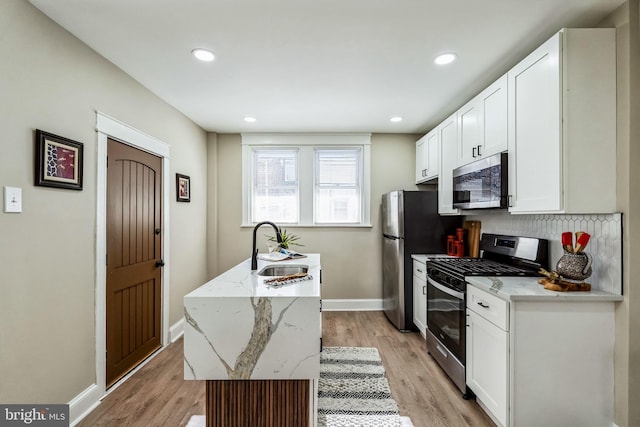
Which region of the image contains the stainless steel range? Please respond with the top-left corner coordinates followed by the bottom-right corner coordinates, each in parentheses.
top-left (425, 233), bottom-right (548, 398)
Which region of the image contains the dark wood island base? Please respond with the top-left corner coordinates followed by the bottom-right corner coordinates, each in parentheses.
top-left (206, 379), bottom-right (311, 427)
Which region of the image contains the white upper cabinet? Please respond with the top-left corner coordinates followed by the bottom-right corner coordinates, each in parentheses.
top-left (427, 132), bottom-right (439, 179)
top-left (507, 29), bottom-right (616, 214)
top-left (458, 74), bottom-right (508, 166)
top-left (415, 129), bottom-right (439, 183)
top-left (479, 74), bottom-right (508, 158)
top-left (438, 113), bottom-right (460, 215)
top-left (415, 136), bottom-right (427, 183)
top-left (457, 98), bottom-right (480, 166)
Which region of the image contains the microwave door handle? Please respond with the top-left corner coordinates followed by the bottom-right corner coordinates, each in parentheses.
top-left (427, 277), bottom-right (465, 300)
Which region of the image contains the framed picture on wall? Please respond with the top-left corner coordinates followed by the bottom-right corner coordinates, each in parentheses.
top-left (176, 173), bottom-right (190, 202)
top-left (34, 129), bottom-right (84, 190)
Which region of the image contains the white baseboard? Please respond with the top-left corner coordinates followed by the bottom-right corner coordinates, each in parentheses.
top-left (322, 299), bottom-right (383, 311)
top-left (169, 317), bottom-right (185, 342)
top-left (68, 383), bottom-right (101, 427)
top-left (68, 319), bottom-right (184, 426)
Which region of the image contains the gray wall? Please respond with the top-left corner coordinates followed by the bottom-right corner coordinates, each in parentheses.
top-left (0, 0), bottom-right (208, 403)
top-left (2, 0), bottom-right (638, 425)
top-left (599, 2), bottom-right (640, 425)
top-left (212, 133), bottom-right (420, 300)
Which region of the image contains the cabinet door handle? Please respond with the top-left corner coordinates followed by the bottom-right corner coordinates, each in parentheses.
top-left (472, 147), bottom-right (477, 158)
top-left (416, 268), bottom-right (423, 273)
top-left (422, 285), bottom-right (426, 295)
top-left (477, 301), bottom-right (490, 309)
top-left (477, 144), bottom-right (482, 156)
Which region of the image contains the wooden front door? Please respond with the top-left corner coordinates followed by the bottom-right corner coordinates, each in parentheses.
top-left (106, 138), bottom-right (163, 388)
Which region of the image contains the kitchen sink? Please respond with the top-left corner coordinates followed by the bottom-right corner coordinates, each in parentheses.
top-left (256, 264), bottom-right (308, 277)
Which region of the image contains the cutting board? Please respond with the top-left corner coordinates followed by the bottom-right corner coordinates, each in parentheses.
top-left (464, 220), bottom-right (481, 258)
top-left (538, 278), bottom-right (591, 292)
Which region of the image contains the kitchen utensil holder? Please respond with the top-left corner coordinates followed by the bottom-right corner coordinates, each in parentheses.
top-left (556, 252), bottom-right (592, 281)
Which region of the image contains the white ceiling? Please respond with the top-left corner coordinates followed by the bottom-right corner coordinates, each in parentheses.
top-left (29, 0), bottom-right (624, 134)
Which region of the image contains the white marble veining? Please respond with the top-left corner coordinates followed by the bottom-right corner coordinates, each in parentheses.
top-left (467, 276), bottom-right (623, 302)
top-left (184, 254), bottom-right (321, 380)
top-left (185, 254), bottom-right (321, 298)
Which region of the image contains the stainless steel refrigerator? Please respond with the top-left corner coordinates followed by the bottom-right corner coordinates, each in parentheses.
top-left (382, 190), bottom-right (461, 331)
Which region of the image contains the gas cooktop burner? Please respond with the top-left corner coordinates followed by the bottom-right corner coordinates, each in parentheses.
top-left (427, 233), bottom-right (549, 285)
top-left (427, 258), bottom-right (537, 277)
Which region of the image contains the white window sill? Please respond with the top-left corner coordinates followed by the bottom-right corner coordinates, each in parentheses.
top-left (241, 223), bottom-right (373, 228)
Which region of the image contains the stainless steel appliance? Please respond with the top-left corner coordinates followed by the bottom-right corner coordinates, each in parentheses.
top-left (381, 190), bottom-right (461, 331)
top-left (425, 233), bottom-right (548, 397)
top-left (453, 152), bottom-right (508, 209)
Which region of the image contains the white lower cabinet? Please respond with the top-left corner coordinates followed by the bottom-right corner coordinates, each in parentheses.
top-left (412, 260), bottom-right (427, 337)
top-left (466, 284), bottom-right (616, 427)
top-left (467, 285), bottom-right (508, 426)
top-left (466, 306), bottom-right (508, 427)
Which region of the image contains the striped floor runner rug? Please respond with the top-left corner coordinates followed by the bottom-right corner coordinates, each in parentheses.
top-left (318, 346), bottom-right (403, 427)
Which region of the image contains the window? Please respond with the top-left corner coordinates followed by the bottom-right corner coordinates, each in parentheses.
top-left (314, 148), bottom-right (361, 224)
top-left (242, 134), bottom-right (371, 227)
top-left (252, 148), bottom-right (298, 223)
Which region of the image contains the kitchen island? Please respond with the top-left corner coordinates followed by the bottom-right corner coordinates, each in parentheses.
top-left (184, 254), bottom-right (321, 427)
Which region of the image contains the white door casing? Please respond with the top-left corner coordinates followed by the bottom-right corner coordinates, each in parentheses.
top-left (95, 111), bottom-right (171, 396)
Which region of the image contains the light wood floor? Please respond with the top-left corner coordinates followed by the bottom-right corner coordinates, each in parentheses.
top-left (322, 311), bottom-right (494, 427)
top-left (79, 311), bottom-right (494, 427)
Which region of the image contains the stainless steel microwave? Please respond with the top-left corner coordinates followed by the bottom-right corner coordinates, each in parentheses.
top-left (452, 152), bottom-right (508, 209)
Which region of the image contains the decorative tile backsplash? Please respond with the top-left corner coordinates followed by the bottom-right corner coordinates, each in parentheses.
top-left (466, 212), bottom-right (623, 295)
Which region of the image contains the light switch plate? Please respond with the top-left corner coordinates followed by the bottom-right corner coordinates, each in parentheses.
top-left (4, 186), bottom-right (22, 213)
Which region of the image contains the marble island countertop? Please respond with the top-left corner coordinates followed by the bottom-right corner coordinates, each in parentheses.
top-left (466, 276), bottom-right (623, 302)
top-left (184, 254), bottom-right (321, 381)
top-left (185, 253), bottom-right (321, 299)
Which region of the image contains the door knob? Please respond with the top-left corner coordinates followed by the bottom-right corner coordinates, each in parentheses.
top-left (155, 260), bottom-right (165, 267)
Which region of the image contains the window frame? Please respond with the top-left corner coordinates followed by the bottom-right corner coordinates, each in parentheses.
top-left (250, 146), bottom-right (300, 224)
top-left (313, 146), bottom-right (363, 225)
top-left (242, 133), bottom-right (371, 227)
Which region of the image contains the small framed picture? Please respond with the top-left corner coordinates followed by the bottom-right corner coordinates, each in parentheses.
top-left (176, 173), bottom-right (191, 202)
top-left (34, 130), bottom-right (83, 190)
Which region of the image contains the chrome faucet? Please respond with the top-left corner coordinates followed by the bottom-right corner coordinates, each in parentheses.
top-left (251, 221), bottom-right (283, 270)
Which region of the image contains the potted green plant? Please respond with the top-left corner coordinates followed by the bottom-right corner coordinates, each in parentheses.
top-left (266, 227), bottom-right (304, 251)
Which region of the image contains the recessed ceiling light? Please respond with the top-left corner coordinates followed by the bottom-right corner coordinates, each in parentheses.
top-left (192, 48), bottom-right (215, 62)
top-left (434, 53), bottom-right (457, 65)
top-left (244, 116), bottom-right (257, 123)
top-left (390, 116), bottom-right (403, 123)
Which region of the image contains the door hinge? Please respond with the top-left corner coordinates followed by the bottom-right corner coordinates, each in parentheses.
top-left (106, 254), bottom-right (108, 265)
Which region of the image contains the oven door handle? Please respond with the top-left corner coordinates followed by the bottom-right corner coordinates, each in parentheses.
top-left (427, 277), bottom-right (464, 300)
